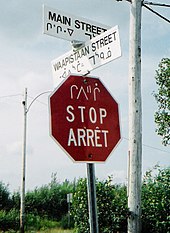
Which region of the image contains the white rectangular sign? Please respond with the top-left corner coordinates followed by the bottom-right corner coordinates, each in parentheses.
top-left (51, 26), bottom-right (121, 87)
top-left (43, 5), bottom-right (110, 42)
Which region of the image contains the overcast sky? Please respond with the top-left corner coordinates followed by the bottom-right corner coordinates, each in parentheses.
top-left (0, 0), bottom-right (170, 192)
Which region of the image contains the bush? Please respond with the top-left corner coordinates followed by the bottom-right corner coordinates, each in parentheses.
top-left (0, 168), bottom-right (169, 232)
top-left (97, 177), bottom-right (128, 233)
top-left (72, 167), bottom-right (170, 233)
top-left (72, 177), bottom-right (128, 233)
top-left (0, 209), bottom-right (19, 231)
top-left (0, 181), bottom-right (13, 211)
top-left (142, 166), bottom-right (170, 233)
top-left (25, 176), bottom-right (74, 221)
top-left (25, 214), bottom-right (59, 231)
top-left (72, 178), bottom-right (89, 233)
top-left (60, 213), bottom-right (74, 229)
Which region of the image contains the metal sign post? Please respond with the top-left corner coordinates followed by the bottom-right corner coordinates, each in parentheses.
top-left (67, 193), bottom-right (73, 228)
top-left (87, 163), bottom-right (99, 233)
top-left (45, 6), bottom-right (122, 233)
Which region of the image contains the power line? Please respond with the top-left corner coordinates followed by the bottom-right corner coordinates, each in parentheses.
top-left (115, 0), bottom-right (170, 7)
top-left (0, 93), bottom-right (50, 107)
top-left (115, 0), bottom-right (170, 23)
top-left (0, 94), bottom-right (169, 154)
top-left (143, 3), bottom-right (170, 23)
top-left (142, 142), bottom-right (170, 154)
top-left (123, 137), bottom-right (170, 154)
top-left (0, 94), bottom-right (23, 99)
top-left (143, 1), bottom-right (170, 7)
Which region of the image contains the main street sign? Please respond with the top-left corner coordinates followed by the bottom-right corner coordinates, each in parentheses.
top-left (43, 5), bottom-right (110, 42)
top-left (49, 75), bottom-right (121, 162)
top-left (51, 26), bottom-right (121, 87)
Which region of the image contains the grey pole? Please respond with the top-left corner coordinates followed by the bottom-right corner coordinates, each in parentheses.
top-left (20, 89), bottom-right (51, 233)
top-left (20, 88), bottom-right (27, 233)
top-left (128, 0), bottom-right (142, 233)
top-left (86, 163), bottom-right (99, 233)
top-left (71, 41), bottom-right (98, 233)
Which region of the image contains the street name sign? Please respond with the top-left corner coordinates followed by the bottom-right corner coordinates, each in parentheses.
top-left (49, 75), bottom-right (121, 162)
top-left (51, 26), bottom-right (121, 87)
top-left (43, 5), bottom-right (110, 42)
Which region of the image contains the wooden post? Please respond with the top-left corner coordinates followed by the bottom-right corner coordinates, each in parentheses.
top-left (128, 0), bottom-right (142, 232)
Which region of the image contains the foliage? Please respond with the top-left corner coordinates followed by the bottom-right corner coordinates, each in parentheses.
top-left (24, 214), bottom-right (59, 231)
top-left (60, 213), bottom-right (74, 229)
top-left (25, 174), bottom-right (74, 221)
top-left (0, 209), bottom-right (59, 231)
top-left (11, 191), bottom-right (20, 210)
top-left (154, 58), bottom-right (170, 146)
top-left (0, 174), bottom-right (75, 231)
top-left (0, 209), bottom-right (19, 231)
top-left (97, 177), bottom-right (128, 233)
top-left (0, 168), bottom-right (170, 232)
top-left (0, 181), bottom-right (13, 211)
top-left (33, 229), bottom-right (74, 233)
top-left (72, 177), bottom-right (128, 233)
top-left (141, 165), bottom-right (170, 232)
top-left (72, 178), bottom-right (89, 233)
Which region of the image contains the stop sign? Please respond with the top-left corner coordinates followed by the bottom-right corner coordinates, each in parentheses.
top-left (49, 75), bottom-right (121, 162)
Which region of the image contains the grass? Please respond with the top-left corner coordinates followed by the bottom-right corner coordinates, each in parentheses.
top-left (2, 228), bottom-right (74, 233)
top-left (28, 229), bottom-right (74, 233)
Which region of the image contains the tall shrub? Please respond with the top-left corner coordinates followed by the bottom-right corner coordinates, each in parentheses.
top-left (72, 177), bottom-right (128, 233)
top-left (0, 181), bottom-right (13, 211)
top-left (25, 175), bottom-right (74, 220)
top-left (142, 166), bottom-right (170, 232)
top-left (154, 58), bottom-right (170, 146)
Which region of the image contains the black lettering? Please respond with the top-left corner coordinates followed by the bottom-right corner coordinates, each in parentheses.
top-left (81, 21), bottom-right (86, 30)
top-left (91, 42), bottom-right (96, 52)
top-left (108, 33), bottom-right (113, 43)
top-left (100, 38), bottom-right (105, 47)
top-left (95, 40), bottom-right (100, 50)
top-left (64, 16), bottom-right (71, 26)
top-left (75, 19), bottom-right (80, 29)
top-left (56, 14), bottom-right (63, 24)
top-left (112, 31), bottom-right (117, 40)
top-left (96, 26), bottom-right (102, 35)
top-left (69, 54), bottom-right (74, 63)
top-left (84, 45), bottom-right (90, 55)
top-left (104, 36), bottom-right (109, 45)
top-left (86, 23), bottom-right (92, 32)
top-left (91, 25), bottom-right (97, 34)
top-left (49, 11), bottom-right (56, 21)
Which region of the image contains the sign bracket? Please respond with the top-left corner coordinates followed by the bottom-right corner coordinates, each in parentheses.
top-left (71, 40), bottom-right (85, 51)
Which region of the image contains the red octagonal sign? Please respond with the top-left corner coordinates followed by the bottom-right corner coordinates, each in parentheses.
top-left (49, 75), bottom-right (121, 162)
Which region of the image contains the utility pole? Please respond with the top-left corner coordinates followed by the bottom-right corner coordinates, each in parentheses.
top-left (20, 89), bottom-right (51, 233)
top-left (128, 0), bottom-right (142, 232)
top-left (20, 88), bottom-right (27, 233)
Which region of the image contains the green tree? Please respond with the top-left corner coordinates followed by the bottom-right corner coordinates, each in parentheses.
top-left (0, 181), bottom-right (12, 210)
top-left (25, 175), bottom-right (74, 221)
top-left (142, 166), bottom-right (170, 232)
top-left (72, 177), bottom-right (128, 233)
top-left (154, 58), bottom-right (170, 146)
